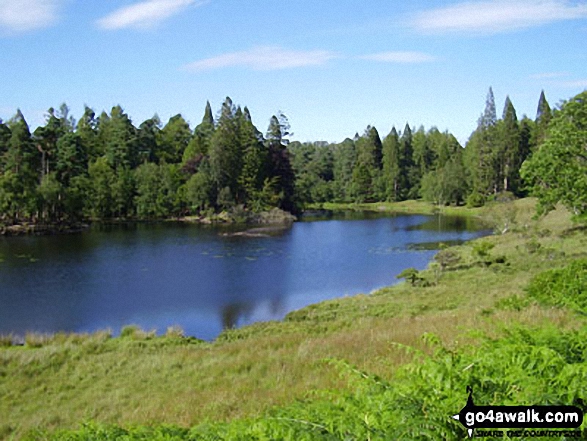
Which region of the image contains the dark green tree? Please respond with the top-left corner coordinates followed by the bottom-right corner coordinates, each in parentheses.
top-left (99, 106), bottom-right (138, 170)
top-left (331, 138), bottom-right (357, 202)
top-left (157, 114), bottom-right (191, 164)
top-left (382, 127), bottom-right (401, 201)
top-left (497, 96), bottom-right (521, 193)
top-left (183, 101), bottom-right (215, 162)
top-left (136, 115), bottom-right (161, 164)
top-left (533, 90), bottom-right (552, 148)
top-left (266, 113), bottom-right (296, 212)
top-left (2, 110), bottom-right (39, 221)
top-left (521, 90), bottom-right (587, 218)
top-left (209, 97), bottom-right (242, 207)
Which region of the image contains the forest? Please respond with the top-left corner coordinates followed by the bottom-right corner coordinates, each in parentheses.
top-left (0, 88), bottom-right (584, 227)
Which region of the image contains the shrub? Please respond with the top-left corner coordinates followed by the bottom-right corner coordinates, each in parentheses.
top-left (526, 258), bottom-right (587, 314)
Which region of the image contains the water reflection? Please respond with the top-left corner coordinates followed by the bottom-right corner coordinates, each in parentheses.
top-left (0, 214), bottom-right (490, 340)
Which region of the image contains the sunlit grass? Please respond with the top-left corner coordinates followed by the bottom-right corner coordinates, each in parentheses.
top-left (1, 198), bottom-right (586, 439)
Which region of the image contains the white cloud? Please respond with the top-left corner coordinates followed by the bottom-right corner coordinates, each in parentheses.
top-left (360, 51), bottom-right (436, 64)
top-left (0, 0), bottom-right (62, 34)
top-left (183, 46), bottom-right (339, 72)
top-left (97, 0), bottom-right (206, 30)
top-left (410, 0), bottom-right (587, 35)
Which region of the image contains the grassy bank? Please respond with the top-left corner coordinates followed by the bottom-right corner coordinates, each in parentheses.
top-left (1, 198), bottom-right (586, 439)
top-left (306, 199), bottom-right (485, 218)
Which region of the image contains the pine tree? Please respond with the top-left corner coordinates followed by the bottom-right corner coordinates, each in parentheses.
top-left (382, 127), bottom-right (401, 201)
top-left (498, 96), bottom-right (520, 193)
top-left (351, 126), bottom-right (382, 201)
top-left (266, 114), bottom-right (296, 212)
top-left (466, 87), bottom-right (500, 201)
top-left (157, 114), bottom-right (191, 164)
top-left (99, 106), bottom-right (138, 170)
top-left (331, 138), bottom-right (357, 202)
top-left (136, 115), bottom-right (161, 164)
top-left (238, 106), bottom-right (267, 207)
top-left (399, 123), bottom-right (415, 199)
top-left (183, 101), bottom-right (215, 162)
top-left (534, 90), bottom-right (552, 148)
top-left (2, 110), bottom-right (40, 221)
top-left (77, 106), bottom-right (100, 160)
top-left (209, 97), bottom-right (242, 207)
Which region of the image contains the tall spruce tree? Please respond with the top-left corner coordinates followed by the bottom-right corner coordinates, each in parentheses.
top-left (382, 127), bottom-right (401, 201)
top-left (183, 101), bottom-right (215, 163)
top-left (266, 113), bottom-right (296, 212)
top-left (399, 123), bottom-right (415, 200)
top-left (209, 97), bottom-right (242, 207)
top-left (498, 96), bottom-right (520, 193)
top-left (2, 110), bottom-right (40, 221)
top-left (466, 87), bottom-right (500, 202)
top-left (534, 90), bottom-right (552, 148)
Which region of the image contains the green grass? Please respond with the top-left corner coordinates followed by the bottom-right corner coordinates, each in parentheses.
top-left (1, 198), bottom-right (586, 440)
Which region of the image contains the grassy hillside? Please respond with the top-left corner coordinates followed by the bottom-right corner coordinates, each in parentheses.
top-left (1, 198), bottom-right (586, 440)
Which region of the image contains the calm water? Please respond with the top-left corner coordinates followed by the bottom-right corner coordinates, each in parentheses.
top-left (0, 213), bottom-right (489, 340)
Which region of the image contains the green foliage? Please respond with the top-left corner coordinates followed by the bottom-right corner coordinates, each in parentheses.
top-left (521, 90), bottom-right (587, 218)
top-left (471, 240), bottom-right (495, 259)
top-left (396, 267), bottom-right (422, 286)
top-left (34, 325), bottom-right (587, 440)
top-left (527, 259), bottom-right (587, 314)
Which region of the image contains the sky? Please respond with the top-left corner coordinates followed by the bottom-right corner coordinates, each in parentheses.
top-left (1, 0), bottom-right (586, 145)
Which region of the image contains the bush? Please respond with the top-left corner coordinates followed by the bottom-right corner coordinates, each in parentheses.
top-left (466, 191), bottom-right (485, 208)
top-left (526, 258), bottom-right (587, 314)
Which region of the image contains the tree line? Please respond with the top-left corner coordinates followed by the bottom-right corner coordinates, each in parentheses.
top-left (0, 98), bottom-right (295, 225)
top-left (290, 88), bottom-right (553, 208)
top-left (0, 88), bottom-right (575, 226)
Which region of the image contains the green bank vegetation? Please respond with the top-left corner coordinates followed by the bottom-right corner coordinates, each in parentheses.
top-left (1, 198), bottom-right (586, 440)
top-left (0, 87), bottom-right (563, 232)
top-left (2, 90), bottom-right (587, 438)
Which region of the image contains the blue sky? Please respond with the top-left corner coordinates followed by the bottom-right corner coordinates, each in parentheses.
top-left (1, 0), bottom-right (586, 144)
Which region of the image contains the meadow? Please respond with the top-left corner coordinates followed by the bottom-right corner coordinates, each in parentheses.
top-left (1, 198), bottom-right (586, 440)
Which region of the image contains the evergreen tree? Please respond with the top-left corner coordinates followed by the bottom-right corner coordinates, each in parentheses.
top-left (76, 106), bottom-right (100, 160)
top-left (533, 90), bottom-right (552, 148)
top-left (183, 101), bottom-right (215, 162)
top-left (2, 110), bottom-right (40, 221)
top-left (136, 115), bottom-right (161, 164)
top-left (466, 87), bottom-right (500, 201)
top-left (331, 138), bottom-right (357, 202)
top-left (157, 114), bottom-right (191, 164)
top-left (0, 119), bottom-right (10, 158)
top-left (209, 97), bottom-right (242, 207)
top-left (399, 123), bottom-right (415, 199)
top-left (382, 127), bottom-right (401, 201)
top-left (87, 156), bottom-right (115, 218)
top-left (266, 113), bottom-right (296, 212)
top-left (238, 106), bottom-right (268, 207)
top-left (99, 106), bottom-right (138, 170)
top-left (497, 96), bottom-right (520, 193)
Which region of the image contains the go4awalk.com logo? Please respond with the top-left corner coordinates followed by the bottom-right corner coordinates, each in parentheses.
top-left (452, 387), bottom-right (584, 438)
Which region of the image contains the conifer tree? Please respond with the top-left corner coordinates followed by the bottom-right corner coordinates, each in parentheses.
top-left (534, 90), bottom-right (552, 148)
top-left (238, 106), bottom-right (267, 207)
top-left (498, 96), bottom-right (520, 193)
top-left (266, 113), bottom-right (296, 212)
top-left (157, 114), bottom-right (191, 164)
top-left (399, 123), bottom-right (415, 199)
top-left (2, 110), bottom-right (40, 220)
top-left (209, 97), bottom-right (242, 207)
top-left (183, 101), bottom-right (215, 162)
top-left (382, 127), bottom-right (401, 201)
